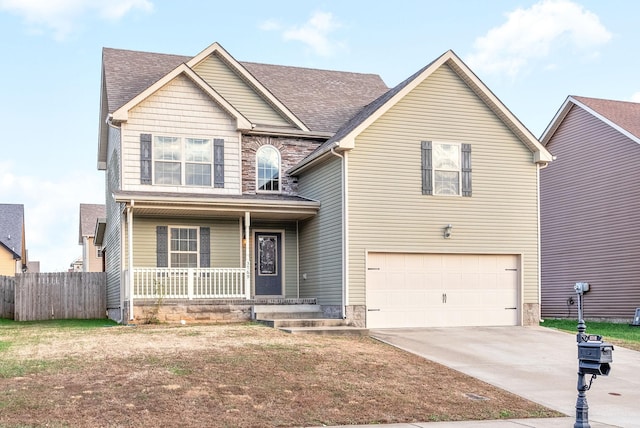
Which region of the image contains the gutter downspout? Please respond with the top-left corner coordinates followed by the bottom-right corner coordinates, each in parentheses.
top-left (330, 146), bottom-right (348, 320)
top-left (536, 162), bottom-right (549, 324)
top-left (127, 202), bottom-right (134, 320)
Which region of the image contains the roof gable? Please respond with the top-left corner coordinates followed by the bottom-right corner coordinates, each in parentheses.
top-left (79, 204), bottom-right (106, 244)
top-left (111, 63), bottom-right (252, 130)
top-left (188, 42), bottom-right (309, 132)
top-left (292, 50), bottom-right (552, 173)
top-left (0, 204), bottom-right (24, 259)
top-left (541, 96), bottom-right (640, 146)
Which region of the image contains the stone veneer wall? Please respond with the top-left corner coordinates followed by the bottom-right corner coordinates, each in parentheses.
top-left (242, 135), bottom-right (323, 194)
top-left (522, 303), bottom-right (540, 326)
top-left (132, 300), bottom-right (253, 324)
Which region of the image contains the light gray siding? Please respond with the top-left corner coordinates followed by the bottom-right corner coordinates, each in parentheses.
top-left (105, 125), bottom-right (122, 309)
top-left (121, 74), bottom-right (241, 194)
top-left (193, 53), bottom-right (292, 128)
top-left (541, 106), bottom-right (640, 319)
top-left (298, 157), bottom-right (343, 305)
top-left (347, 64), bottom-right (540, 310)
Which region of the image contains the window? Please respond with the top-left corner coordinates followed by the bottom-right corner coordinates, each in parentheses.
top-left (421, 141), bottom-right (471, 197)
top-left (169, 227), bottom-right (198, 268)
top-left (256, 145), bottom-right (280, 192)
top-left (434, 143), bottom-right (461, 195)
top-left (146, 135), bottom-right (223, 187)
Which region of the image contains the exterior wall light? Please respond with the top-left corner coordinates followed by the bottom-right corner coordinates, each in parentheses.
top-left (444, 224), bottom-right (453, 239)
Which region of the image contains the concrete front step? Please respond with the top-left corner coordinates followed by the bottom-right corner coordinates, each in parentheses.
top-left (279, 326), bottom-right (369, 336)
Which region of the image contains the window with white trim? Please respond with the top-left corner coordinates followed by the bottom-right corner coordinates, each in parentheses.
top-left (433, 142), bottom-right (461, 196)
top-left (256, 145), bottom-right (280, 192)
top-left (421, 141), bottom-right (472, 197)
top-left (169, 227), bottom-right (199, 268)
top-left (151, 136), bottom-right (216, 187)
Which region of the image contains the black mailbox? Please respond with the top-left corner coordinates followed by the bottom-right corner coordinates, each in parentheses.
top-left (578, 340), bottom-right (614, 376)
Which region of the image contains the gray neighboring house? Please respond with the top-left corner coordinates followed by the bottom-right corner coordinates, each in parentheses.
top-left (79, 203), bottom-right (106, 272)
top-left (98, 42), bottom-right (551, 327)
top-left (0, 203), bottom-right (27, 276)
top-left (540, 95), bottom-right (640, 320)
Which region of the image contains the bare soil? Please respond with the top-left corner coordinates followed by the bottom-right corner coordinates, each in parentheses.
top-left (0, 322), bottom-right (562, 427)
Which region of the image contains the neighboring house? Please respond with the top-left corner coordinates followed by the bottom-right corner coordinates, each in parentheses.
top-left (69, 257), bottom-right (83, 272)
top-left (540, 96), bottom-right (640, 320)
top-left (79, 203), bottom-right (106, 272)
top-left (0, 204), bottom-right (28, 276)
top-left (98, 42), bottom-right (552, 327)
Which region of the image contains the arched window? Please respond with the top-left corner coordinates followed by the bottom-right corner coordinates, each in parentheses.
top-left (256, 145), bottom-right (280, 192)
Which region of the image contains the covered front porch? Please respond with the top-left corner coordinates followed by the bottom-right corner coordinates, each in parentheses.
top-left (115, 191), bottom-right (320, 322)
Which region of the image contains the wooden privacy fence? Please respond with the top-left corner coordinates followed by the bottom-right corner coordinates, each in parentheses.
top-left (13, 272), bottom-right (106, 321)
top-left (0, 275), bottom-right (16, 319)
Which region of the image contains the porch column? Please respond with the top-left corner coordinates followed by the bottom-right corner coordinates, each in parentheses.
top-left (127, 204), bottom-right (134, 320)
top-left (244, 211), bottom-right (251, 299)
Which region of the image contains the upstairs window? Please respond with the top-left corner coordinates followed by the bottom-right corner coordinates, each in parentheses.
top-left (256, 145), bottom-right (280, 192)
top-left (421, 141), bottom-right (472, 197)
top-left (140, 134), bottom-right (224, 188)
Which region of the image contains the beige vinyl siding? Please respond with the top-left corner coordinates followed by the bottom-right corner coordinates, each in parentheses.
top-left (193, 53), bottom-right (292, 128)
top-left (347, 64), bottom-right (540, 308)
top-left (297, 157), bottom-right (343, 305)
top-left (541, 106), bottom-right (640, 319)
top-left (0, 248), bottom-right (17, 276)
top-left (105, 126), bottom-right (123, 308)
top-left (121, 74), bottom-right (241, 194)
top-left (251, 222), bottom-right (299, 298)
top-left (84, 237), bottom-right (103, 272)
top-left (125, 217), bottom-right (241, 269)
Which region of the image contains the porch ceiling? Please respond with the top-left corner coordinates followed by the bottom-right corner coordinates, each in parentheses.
top-left (113, 191), bottom-right (320, 220)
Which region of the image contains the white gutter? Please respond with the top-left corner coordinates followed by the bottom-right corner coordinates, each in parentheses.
top-left (536, 164), bottom-right (542, 323)
top-left (127, 202), bottom-right (134, 320)
top-left (330, 147), bottom-right (348, 319)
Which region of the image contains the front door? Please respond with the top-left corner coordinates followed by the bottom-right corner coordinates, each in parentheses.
top-left (254, 231), bottom-right (283, 296)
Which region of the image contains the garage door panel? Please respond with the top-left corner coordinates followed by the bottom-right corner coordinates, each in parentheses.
top-left (366, 253), bottom-right (520, 328)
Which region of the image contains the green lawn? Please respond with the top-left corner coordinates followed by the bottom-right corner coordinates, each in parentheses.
top-left (541, 318), bottom-right (640, 351)
top-left (0, 318), bottom-right (118, 329)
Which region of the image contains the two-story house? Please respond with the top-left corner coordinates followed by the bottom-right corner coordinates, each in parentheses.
top-left (98, 42), bottom-right (552, 327)
top-left (78, 203), bottom-right (106, 272)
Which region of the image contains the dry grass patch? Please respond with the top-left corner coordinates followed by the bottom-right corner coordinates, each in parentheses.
top-left (0, 322), bottom-right (561, 427)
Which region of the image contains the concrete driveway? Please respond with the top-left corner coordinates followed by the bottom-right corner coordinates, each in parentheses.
top-left (370, 326), bottom-right (640, 428)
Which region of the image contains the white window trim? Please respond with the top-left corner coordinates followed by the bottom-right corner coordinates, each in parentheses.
top-left (432, 141), bottom-right (462, 196)
top-left (168, 225), bottom-right (200, 268)
top-left (255, 145), bottom-right (282, 194)
top-left (152, 134), bottom-right (218, 188)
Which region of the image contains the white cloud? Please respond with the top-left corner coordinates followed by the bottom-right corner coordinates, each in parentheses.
top-left (0, 162), bottom-right (104, 271)
top-left (631, 92), bottom-right (640, 103)
top-left (466, 0), bottom-right (612, 78)
top-left (0, 0), bottom-right (153, 40)
top-left (259, 19), bottom-right (281, 32)
top-left (263, 11), bottom-right (346, 57)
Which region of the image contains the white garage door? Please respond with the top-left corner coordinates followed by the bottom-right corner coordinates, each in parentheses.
top-left (366, 253), bottom-right (519, 328)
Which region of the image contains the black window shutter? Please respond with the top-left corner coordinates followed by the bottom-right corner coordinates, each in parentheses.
top-left (421, 141), bottom-right (433, 195)
top-left (156, 226), bottom-right (168, 267)
top-left (200, 227), bottom-right (210, 268)
top-left (461, 144), bottom-right (472, 197)
top-left (214, 139), bottom-right (224, 188)
top-left (140, 134), bottom-right (152, 185)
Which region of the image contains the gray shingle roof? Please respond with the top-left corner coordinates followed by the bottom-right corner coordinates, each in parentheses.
top-left (573, 96), bottom-right (640, 140)
top-left (79, 204), bottom-right (106, 244)
top-left (0, 204), bottom-right (24, 259)
top-left (101, 47), bottom-right (389, 134)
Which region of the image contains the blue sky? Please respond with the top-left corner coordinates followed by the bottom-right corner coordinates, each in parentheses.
top-left (0, 0), bottom-right (637, 271)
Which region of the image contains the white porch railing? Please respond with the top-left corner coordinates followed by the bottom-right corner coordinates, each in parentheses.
top-left (132, 267), bottom-right (248, 299)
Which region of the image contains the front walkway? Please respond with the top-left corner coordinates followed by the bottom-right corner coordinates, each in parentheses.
top-left (370, 326), bottom-right (639, 428)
